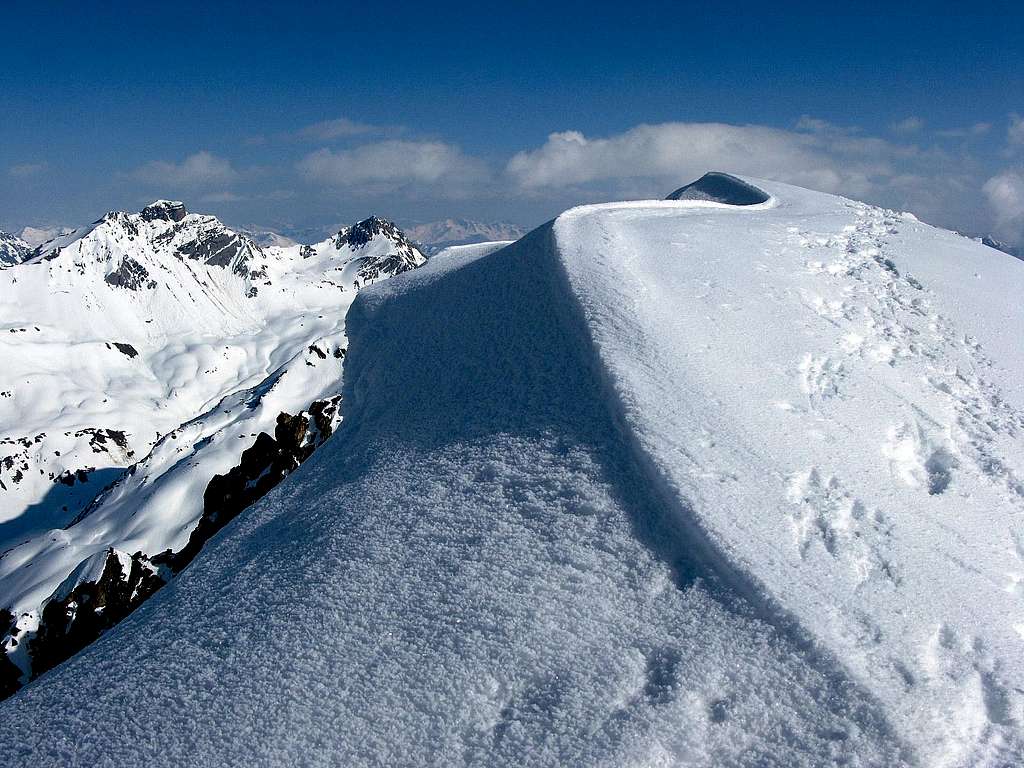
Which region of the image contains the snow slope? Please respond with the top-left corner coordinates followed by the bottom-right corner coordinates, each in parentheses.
top-left (1, 177), bottom-right (1022, 766)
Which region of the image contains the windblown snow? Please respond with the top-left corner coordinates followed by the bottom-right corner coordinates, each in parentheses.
top-left (1, 177), bottom-right (1022, 766)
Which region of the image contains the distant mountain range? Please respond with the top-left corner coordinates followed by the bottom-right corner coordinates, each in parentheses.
top-left (404, 218), bottom-right (527, 254)
top-left (0, 200), bottom-right (423, 695)
top-left (18, 225), bottom-right (75, 248)
top-left (978, 235), bottom-right (1021, 260)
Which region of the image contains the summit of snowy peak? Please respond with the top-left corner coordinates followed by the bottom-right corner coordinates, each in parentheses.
top-left (16, 203), bottom-right (265, 281)
top-left (334, 215), bottom-right (408, 248)
top-left (140, 200), bottom-right (187, 223)
top-left (666, 171), bottom-right (771, 205)
top-left (279, 215), bottom-right (426, 285)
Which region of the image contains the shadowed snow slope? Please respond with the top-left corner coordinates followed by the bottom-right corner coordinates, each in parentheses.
top-left (2, 178), bottom-right (1023, 766)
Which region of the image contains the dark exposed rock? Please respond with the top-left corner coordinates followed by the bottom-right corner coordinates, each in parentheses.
top-left (0, 609), bottom-right (20, 699)
top-left (140, 201), bottom-right (187, 223)
top-left (56, 468), bottom-right (93, 486)
top-left (0, 396), bottom-right (346, 703)
top-left (666, 172), bottom-right (770, 206)
top-left (177, 230), bottom-right (247, 273)
top-left (355, 253), bottom-right (419, 283)
top-left (330, 216), bottom-right (424, 282)
top-left (334, 216), bottom-right (403, 248)
top-left (27, 550), bottom-right (167, 680)
top-left (159, 396), bottom-right (341, 573)
top-left (70, 427), bottom-right (132, 457)
top-left (104, 256), bottom-right (152, 290)
top-left (113, 342), bottom-right (139, 359)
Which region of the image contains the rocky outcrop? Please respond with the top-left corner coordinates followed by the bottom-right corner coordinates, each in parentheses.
top-left (333, 216), bottom-right (424, 279)
top-left (104, 255), bottom-right (155, 290)
top-left (176, 229), bottom-right (257, 276)
top-left (0, 396), bottom-right (342, 700)
top-left (28, 550), bottom-right (166, 679)
top-left (159, 396), bottom-right (340, 572)
top-left (140, 200), bottom-right (187, 223)
top-left (0, 610), bottom-right (20, 698)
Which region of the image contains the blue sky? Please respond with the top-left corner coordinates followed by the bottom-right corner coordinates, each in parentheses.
top-left (1, 1), bottom-right (1022, 243)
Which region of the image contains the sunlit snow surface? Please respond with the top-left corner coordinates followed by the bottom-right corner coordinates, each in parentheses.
top-left (1, 179), bottom-right (1022, 766)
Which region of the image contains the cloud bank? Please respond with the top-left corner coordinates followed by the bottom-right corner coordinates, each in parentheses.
top-left (131, 151), bottom-right (237, 187)
top-left (297, 140), bottom-right (488, 194)
top-left (984, 170), bottom-right (1024, 242)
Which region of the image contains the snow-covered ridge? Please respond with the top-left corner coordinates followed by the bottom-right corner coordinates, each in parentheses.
top-left (2, 175), bottom-right (1020, 764)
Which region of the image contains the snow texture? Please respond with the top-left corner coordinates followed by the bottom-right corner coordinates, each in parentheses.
top-left (1, 177), bottom-right (1022, 767)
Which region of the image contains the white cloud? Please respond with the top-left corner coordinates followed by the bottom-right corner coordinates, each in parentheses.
top-left (1008, 114), bottom-right (1024, 148)
top-left (131, 151), bottom-right (237, 187)
top-left (296, 117), bottom-right (378, 141)
top-left (936, 122), bottom-right (991, 139)
top-left (504, 122), bottom-right (902, 198)
top-left (297, 140), bottom-right (488, 194)
top-left (983, 170), bottom-right (1024, 241)
top-left (8, 162), bottom-right (48, 177)
top-left (892, 117), bottom-right (925, 135)
top-left (200, 191), bottom-right (244, 203)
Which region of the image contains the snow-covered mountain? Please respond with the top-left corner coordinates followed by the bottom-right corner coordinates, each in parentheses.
top-left (1, 174), bottom-right (1021, 765)
top-left (0, 230), bottom-right (28, 267)
top-left (978, 235), bottom-right (1021, 260)
top-left (17, 225), bottom-right (74, 249)
top-left (406, 218), bottom-right (526, 254)
top-left (0, 201), bottom-right (423, 693)
top-left (239, 227), bottom-right (299, 248)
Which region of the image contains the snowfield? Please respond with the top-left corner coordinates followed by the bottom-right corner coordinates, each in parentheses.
top-left (1, 177), bottom-right (1022, 766)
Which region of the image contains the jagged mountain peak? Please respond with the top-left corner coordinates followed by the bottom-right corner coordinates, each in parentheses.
top-left (276, 215), bottom-right (425, 287)
top-left (334, 215), bottom-right (408, 248)
top-left (140, 200), bottom-right (187, 223)
top-left (0, 230), bottom-right (29, 267)
top-left (20, 203), bottom-right (265, 283)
